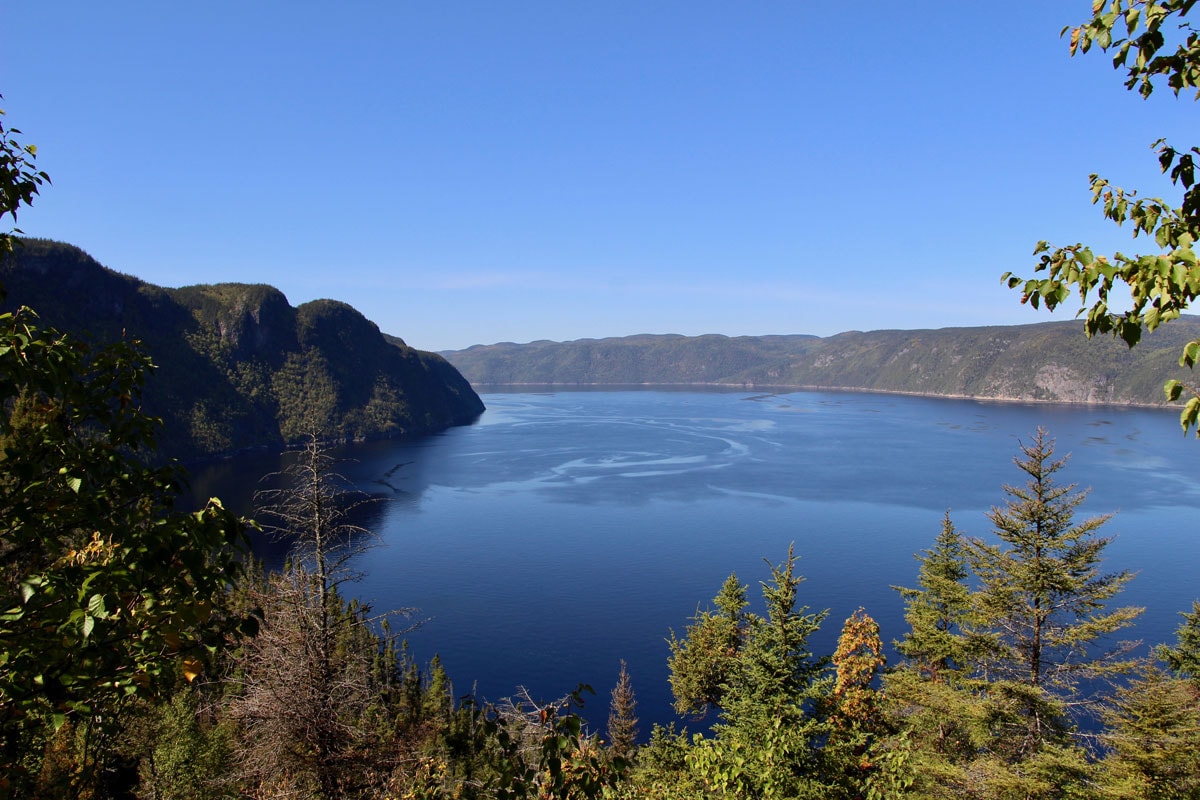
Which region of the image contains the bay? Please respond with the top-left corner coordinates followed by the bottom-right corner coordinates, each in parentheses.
top-left (187, 389), bottom-right (1200, 734)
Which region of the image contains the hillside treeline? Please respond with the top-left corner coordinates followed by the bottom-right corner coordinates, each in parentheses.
top-left (442, 324), bottom-right (1200, 407)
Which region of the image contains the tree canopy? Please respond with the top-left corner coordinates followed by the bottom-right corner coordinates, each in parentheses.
top-left (0, 95), bottom-right (253, 798)
top-left (0, 98), bottom-right (48, 258)
top-left (1004, 1), bottom-right (1200, 431)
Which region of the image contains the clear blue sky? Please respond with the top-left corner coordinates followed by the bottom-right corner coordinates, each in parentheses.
top-left (4, 2), bottom-right (1197, 351)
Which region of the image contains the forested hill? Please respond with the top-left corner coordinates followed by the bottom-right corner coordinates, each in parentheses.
top-left (442, 321), bottom-right (1200, 407)
top-left (2, 239), bottom-right (485, 459)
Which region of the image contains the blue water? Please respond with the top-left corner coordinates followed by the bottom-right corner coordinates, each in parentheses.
top-left (187, 390), bottom-right (1200, 735)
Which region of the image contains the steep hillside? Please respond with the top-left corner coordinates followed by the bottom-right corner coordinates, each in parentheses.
top-left (1, 239), bottom-right (484, 459)
top-left (442, 322), bottom-right (1200, 407)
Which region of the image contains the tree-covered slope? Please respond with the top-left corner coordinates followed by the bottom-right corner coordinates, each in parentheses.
top-left (442, 321), bottom-right (1200, 406)
top-left (2, 239), bottom-right (484, 459)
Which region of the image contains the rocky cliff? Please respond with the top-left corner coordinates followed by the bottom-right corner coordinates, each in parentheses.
top-left (2, 239), bottom-right (484, 459)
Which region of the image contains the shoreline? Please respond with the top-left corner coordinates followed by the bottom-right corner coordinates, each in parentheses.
top-left (464, 381), bottom-right (1183, 414)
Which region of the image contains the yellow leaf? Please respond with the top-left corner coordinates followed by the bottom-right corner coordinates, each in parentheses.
top-left (182, 657), bottom-right (203, 683)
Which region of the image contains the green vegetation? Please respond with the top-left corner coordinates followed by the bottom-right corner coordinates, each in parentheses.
top-left (613, 433), bottom-right (1195, 799)
top-left (609, 440), bottom-right (1193, 798)
top-left (442, 322), bottom-right (1200, 405)
top-left (1004, 1), bottom-right (1200, 432)
top-left (11, 411), bottom-right (1197, 798)
top-left (9, 243), bottom-right (1186, 796)
top-left (0, 304), bottom-right (251, 796)
top-left (5, 5), bottom-right (1200, 795)
top-left (0, 102), bottom-right (47, 259)
top-left (0, 239), bottom-right (484, 460)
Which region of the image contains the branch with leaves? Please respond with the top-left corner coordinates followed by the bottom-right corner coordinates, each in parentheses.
top-left (0, 98), bottom-right (49, 258)
top-left (1003, 1), bottom-right (1200, 432)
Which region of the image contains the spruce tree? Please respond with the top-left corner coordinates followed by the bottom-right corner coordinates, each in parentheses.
top-left (1099, 667), bottom-right (1200, 799)
top-left (893, 511), bottom-right (976, 683)
top-left (688, 546), bottom-right (832, 799)
top-left (881, 434), bottom-right (1142, 797)
top-left (883, 515), bottom-right (987, 796)
top-left (607, 659), bottom-right (638, 759)
top-left (969, 427), bottom-right (1142, 748)
top-left (666, 572), bottom-right (748, 717)
top-left (1158, 600), bottom-right (1200, 682)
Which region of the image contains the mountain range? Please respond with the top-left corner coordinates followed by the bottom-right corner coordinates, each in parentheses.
top-left (441, 321), bottom-right (1200, 408)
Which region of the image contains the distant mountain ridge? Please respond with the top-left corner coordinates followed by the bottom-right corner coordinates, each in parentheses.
top-left (441, 322), bottom-right (1200, 407)
top-left (2, 239), bottom-right (484, 459)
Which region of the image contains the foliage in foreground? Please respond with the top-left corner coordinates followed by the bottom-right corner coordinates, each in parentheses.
top-left (0, 304), bottom-right (249, 798)
top-left (1004, 1), bottom-right (1200, 433)
top-left (2, 269), bottom-right (1198, 800)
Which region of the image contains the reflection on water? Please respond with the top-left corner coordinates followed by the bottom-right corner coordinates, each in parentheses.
top-left (188, 390), bottom-right (1200, 734)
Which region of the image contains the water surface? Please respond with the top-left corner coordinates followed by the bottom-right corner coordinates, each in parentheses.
top-left (189, 390), bottom-right (1200, 733)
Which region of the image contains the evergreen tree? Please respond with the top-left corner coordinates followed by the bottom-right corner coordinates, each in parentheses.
top-left (133, 689), bottom-right (238, 800)
top-left (1158, 600), bottom-right (1200, 682)
top-left (877, 434), bottom-right (1140, 798)
top-left (894, 511), bottom-right (976, 682)
top-left (969, 428), bottom-right (1142, 750)
top-left (732, 546), bottom-right (826, 711)
top-left (607, 659), bottom-right (638, 760)
top-left (667, 572), bottom-right (748, 718)
top-left (1099, 666), bottom-right (1200, 800)
top-left (883, 511), bottom-right (984, 787)
top-left (687, 546), bottom-right (833, 799)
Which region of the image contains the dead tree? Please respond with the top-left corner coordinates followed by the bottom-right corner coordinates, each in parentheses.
top-left (228, 434), bottom-right (413, 798)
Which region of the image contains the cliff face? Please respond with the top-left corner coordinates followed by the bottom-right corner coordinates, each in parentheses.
top-left (2, 239), bottom-right (484, 460)
top-left (442, 321), bottom-right (1200, 407)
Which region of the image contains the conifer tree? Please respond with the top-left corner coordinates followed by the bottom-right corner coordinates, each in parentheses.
top-left (1099, 666), bottom-right (1200, 799)
top-left (686, 546), bottom-right (832, 799)
top-left (969, 428), bottom-right (1142, 749)
top-left (229, 435), bottom-right (409, 798)
top-left (879, 434), bottom-right (1143, 798)
top-left (730, 546), bottom-right (825, 713)
top-left (881, 513), bottom-right (991, 795)
top-left (607, 659), bottom-right (638, 759)
top-left (894, 511), bottom-right (976, 682)
top-left (1158, 600), bottom-right (1200, 682)
top-left (667, 572), bottom-right (748, 717)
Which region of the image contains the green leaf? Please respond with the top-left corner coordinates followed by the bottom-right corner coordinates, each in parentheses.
top-left (1165, 379), bottom-right (1184, 401)
top-left (1183, 396), bottom-right (1200, 433)
top-left (1182, 340), bottom-right (1200, 368)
